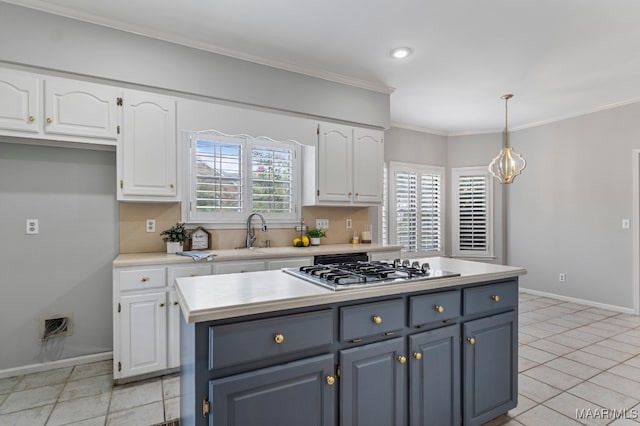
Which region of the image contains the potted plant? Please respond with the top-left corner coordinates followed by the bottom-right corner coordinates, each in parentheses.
top-left (306, 227), bottom-right (327, 246)
top-left (161, 222), bottom-right (190, 254)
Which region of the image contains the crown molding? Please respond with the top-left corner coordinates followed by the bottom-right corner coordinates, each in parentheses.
top-left (3, 0), bottom-right (394, 94)
top-left (389, 121), bottom-right (448, 136)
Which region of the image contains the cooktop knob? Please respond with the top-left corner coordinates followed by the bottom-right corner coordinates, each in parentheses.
top-left (421, 263), bottom-right (431, 273)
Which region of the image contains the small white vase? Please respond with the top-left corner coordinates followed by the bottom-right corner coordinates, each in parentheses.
top-left (310, 237), bottom-right (321, 246)
top-left (166, 242), bottom-right (183, 254)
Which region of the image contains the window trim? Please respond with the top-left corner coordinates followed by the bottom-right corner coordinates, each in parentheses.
top-left (388, 161), bottom-right (445, 257)
top-left (451, 166), bottom-right (494, 258)
top-left (183, 130), bottom-right (301, 227)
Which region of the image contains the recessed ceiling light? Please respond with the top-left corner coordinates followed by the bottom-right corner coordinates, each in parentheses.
top-left (390, 47), bottom-right (412, 59)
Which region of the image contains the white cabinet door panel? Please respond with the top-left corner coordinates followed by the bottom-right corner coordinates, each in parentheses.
top-left (318, 123), bottom-right (352, 202)
top-left (168, 290), bottom-right (181, 369)
top-left (0, 70), bottom-right (40, 133)
top-left (353, 128), bottom-right (384, 203)
top-left (120, 292), bottom-right (167, 377)
top-left (44, 78), bottom-right (119, 140)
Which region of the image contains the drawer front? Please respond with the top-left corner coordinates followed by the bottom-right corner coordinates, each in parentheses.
top-left (213, 260), bottom-right (265, 274)
top-left (119, 268), bottom-right (166, 291)
top-left (209, 310), bottom-right (333, 370)
top-left (341, 299), bottom-right (405, 341)
top-left (410, 290), bottom-right (460, 326)
top-left (266, 257), bottom-right (313, 270)
top-left (167, 264), bottom-right (212, 287)
top-left (463, 281), bottom-right (518, 316)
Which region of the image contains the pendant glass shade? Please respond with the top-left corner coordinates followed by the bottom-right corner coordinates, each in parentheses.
top-left (488, 94), bottom-right (526, 184)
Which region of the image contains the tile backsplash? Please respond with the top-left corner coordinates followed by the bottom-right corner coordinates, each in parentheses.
top-left (119, 203), bottom-right (372, 253)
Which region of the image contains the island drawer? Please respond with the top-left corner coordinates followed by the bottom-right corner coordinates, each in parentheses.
top-left (463, 280), bottom-right (518, 316)
top-left (209, 309), bottom-right (333, 370)
top-left (340, 298), bottom-right (404, 341)
top-left (410, 290), bottom-right (460, 326)
top-left (118, 267), bottom-right (166, 291)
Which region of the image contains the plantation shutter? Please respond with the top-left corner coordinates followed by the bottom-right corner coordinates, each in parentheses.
top-left (193, 137), bottom-right (243, 215)
top-left (251, 143), bottom-right (295, 215)
top-left (452, 168), bottom-right (493, 257)
top-left (389, 162), bottom-right (444, 255)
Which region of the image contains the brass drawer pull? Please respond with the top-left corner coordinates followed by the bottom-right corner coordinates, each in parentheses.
top-left (434, 305), bottom-right (444, 313)
top-left (326, 375), bottom-right (336, 386)
top-left (141, 277), bottom-right (150, 282)
top-left (173, 301), bottom-right (179, 306)
top-left (28, 115), bottom-right (35, 122)
top-left (372, 315), bottom-right (382, 325)
top-left (467, 337), bottom-right (476, 345)
top-left (46, 117), bottom-right (52, 124)
top-left (397, 355), bottom-right (407, 364)
top-left (274, 333), bottom-right (285, 344)
top-left (159, 303), bottom-right (165, 307)
top-left (491, 295), bottom-right (501, 302)
top-left (413, 352), bottom-right (422, 360)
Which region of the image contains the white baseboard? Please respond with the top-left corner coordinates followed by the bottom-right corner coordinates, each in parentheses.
top-left (0, 351), bottom-right (113, 379)
top-left (520, 288), bottom-right (638, 315)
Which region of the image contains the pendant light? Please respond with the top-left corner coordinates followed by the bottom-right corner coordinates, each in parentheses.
top-left (488, 94), bottom-right (526, 184)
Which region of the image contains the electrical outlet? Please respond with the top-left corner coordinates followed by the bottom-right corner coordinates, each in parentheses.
top-left (316, 219), bottom-right (329, 229)
top-left (146, 219), bottom-right (156, 233)
top-left (622, 219), bottom-right (630, 229)
top-left (559, 273), bottom-right (566, 283)
top-left (346, 218), bottom-right (352, 229)
top-left (26, 219), bottom-right (39, 235)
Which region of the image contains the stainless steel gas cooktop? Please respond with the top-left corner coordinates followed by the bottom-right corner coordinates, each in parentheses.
top-left (283, 259), bottom-right (460, 291)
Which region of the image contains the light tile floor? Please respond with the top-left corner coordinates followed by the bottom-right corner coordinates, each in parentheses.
top-left (0, 292), bottom-right (639, 425)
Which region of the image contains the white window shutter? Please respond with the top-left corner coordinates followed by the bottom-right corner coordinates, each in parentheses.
top-left (452, 167), bottom-right (493, 257)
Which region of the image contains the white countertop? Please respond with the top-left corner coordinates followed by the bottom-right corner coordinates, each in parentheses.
top-left (175, 257), bottom-right (526, 323)
top-left (113, 243), bottom-right (402, 267)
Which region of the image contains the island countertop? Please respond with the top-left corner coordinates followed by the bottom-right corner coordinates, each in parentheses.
top-left (175, 257), bottom-right (526, 323)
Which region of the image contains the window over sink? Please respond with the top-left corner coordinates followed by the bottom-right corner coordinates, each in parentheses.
top-left (184, 130), bottom-right (301, 226)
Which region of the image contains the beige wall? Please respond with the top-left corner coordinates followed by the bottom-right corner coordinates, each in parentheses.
top-left (119, 203), bottom-right (371, 253)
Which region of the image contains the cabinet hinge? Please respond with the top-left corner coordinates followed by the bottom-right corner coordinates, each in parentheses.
top-left (336, 365), bottom-right (341, 378)
top-left (116, 97), bottom-right (123, 106)
top-left (117, 303), bottom-right (121, 313)
top-left (202, 398), bottom-right (211, 417)
top-left (118, 362), bottom-right (121, 372)
top-left (316, 189), bottom-right (320, 197)
top-left (117, 125), bottom-right (120, 134)
top-left (120, 180), bottom-right (123, 189)
top-left (317, 124), bottom-right (319, 135)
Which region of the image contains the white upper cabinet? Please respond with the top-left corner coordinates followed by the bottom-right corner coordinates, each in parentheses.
top-left (0, 68), bottom-right (120, 144)
top-left (43, 77), bottom-right (119, 141)
top-left (0, 69), bottom-right (40, 134)
top-left (353, 128), bottom-right (384, 204)
top-left (118, 89), bottom-right (178, 201)
top-left (303, 123), bottom-right (384, 206)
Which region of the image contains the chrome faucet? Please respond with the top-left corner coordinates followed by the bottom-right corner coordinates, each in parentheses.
top-left (245, 213), bottom-right (267, 248)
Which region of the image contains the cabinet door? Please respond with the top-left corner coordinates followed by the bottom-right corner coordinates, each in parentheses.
top-left (118, 292), bottom-right (168, 378)
top-left (44, 77), bottom-right (119, 140)
top-left (463, 311), bottom-right (517, 426)
top-left (409, 325), bottom-right (460, 426)
top-left (210, 354), bottom-right (335, 426)
top-left (317, 123), bottom-right (352, 202)
top-left (353, 128), bottom-right (384, 203)
top-left (340, 337), bottom-right (407, 426)
top-left (0, 69), bottom-right (40, 134)
top-left (121, 90), bottom-right (177, 198)
top-left (167, 290), bottom-right (181, 369)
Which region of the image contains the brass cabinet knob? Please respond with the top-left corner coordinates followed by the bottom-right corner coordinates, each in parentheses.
top-left (398, 355), bottom-right (407, 364)
top-left (372, 315), bottom-right (382, 325)
top-left (434, 305), bottom-right (444, 313)
top-left (160, 303), bottom-right (165, 307)
top-left (355, 193), bottom-right (359, 197)
top-left (173, 301), bottom-right (179, 306)
top-left (491, 295), bottom-right (501, 302)
top-left (274, 333), bottom-right (285, 344)
top-left (141, 277), bottom-right (149, 282)
top-left (467, 337), bottom-right (476, 345)
top-left (348, 192), bottom-right (352, 196)
top-left (326, 375), bottom-right (336, 386)
top-left (28, 115), bottom-right (35, 122)
top-left (413, 352), bottom-right (422, 360)
top-left (46, 117), bottom-right (52, 124)
top-left (169, 184), bottom-right (174, 188)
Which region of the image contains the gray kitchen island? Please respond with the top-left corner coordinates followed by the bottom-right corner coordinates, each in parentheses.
top-left (175, 257), bottom-right (526, 426)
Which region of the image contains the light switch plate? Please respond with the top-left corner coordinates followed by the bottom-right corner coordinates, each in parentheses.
top-left (316, 219), bottom-right (329, 229)
top-left (622, 219), bottom-right (630, 229)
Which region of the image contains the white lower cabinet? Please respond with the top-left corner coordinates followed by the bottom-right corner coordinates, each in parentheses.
top-left (266, 257), bottom-right (313, 270)
top-left (213, 260), bottom-right (266, 274)
top-left (113, 263), bottom-right (213, 380)
top-left (118, 292), bottom-right (168, 378)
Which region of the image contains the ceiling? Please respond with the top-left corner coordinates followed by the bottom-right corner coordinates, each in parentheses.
top-left (6, 0), bottom-right (640, 134)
